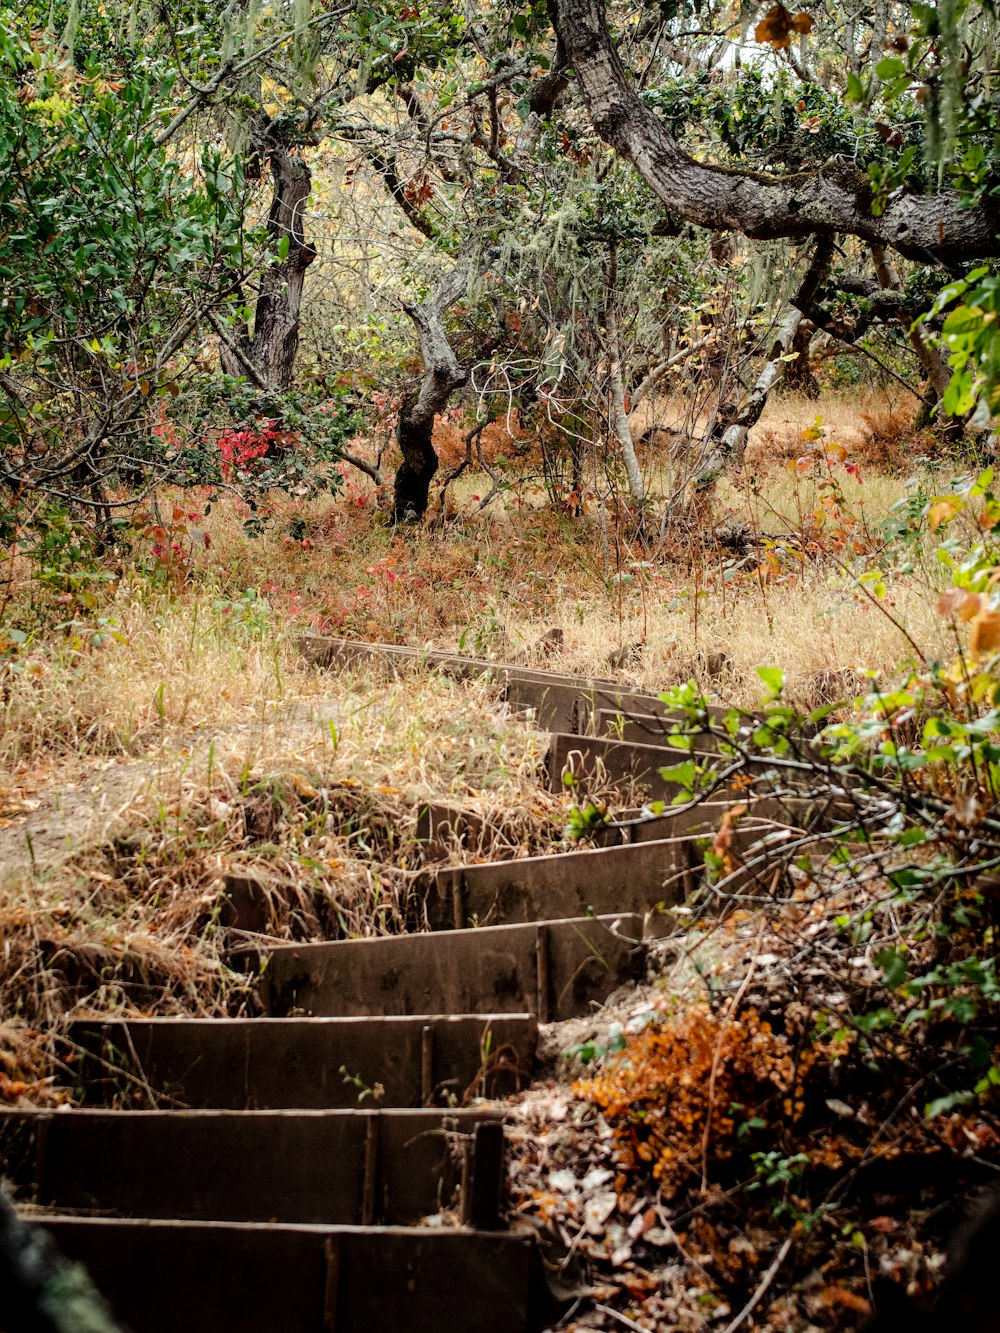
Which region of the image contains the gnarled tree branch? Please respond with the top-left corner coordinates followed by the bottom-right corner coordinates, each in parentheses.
top-left (394, 257), bottom-right (472, 521)
top-left (551, 0), bottom-right (1000, 265)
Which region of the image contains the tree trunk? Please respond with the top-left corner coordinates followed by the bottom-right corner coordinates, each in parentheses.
top-left (394, 259), bottom-right (470, 522)
top-left (395, 411), bottom-right (441, 520)
top-left (693, 304), bottom-right (805, 490)
top-left (252, 147), bottom-right (315, 387)
top-left (605, 239), bottom-right (644, 503)
top-left (782, 322), bottom-right (819, 397)
top-left (220, 129), bottom-right (316, 390)
top-left (689, 238), bottom-right (832, 492)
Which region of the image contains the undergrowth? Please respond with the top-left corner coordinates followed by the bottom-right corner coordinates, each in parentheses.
top-left (509, 461), bottom-right (1000, 1328)
top-left (0, 668), bottom-right (562, 1104)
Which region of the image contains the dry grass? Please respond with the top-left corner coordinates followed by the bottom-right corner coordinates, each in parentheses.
top-left (0, 612), bottom-right (568, 1100)
top-left (0, 386), bottom-right (968, 1102)
top-left (133, 387), bottom-right (954, 711)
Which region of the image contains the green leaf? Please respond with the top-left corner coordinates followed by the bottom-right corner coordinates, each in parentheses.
top-left (277, 235), bottom-right (291, 261)
top-left (756, 665), bottom-right (785, 697)
top-left (659, 760), bottom-right (697, 793)
top-left (875, 946), bottom-right (909, 990)
top-left (875, 56), bottom-right (906, 80)
top-left (925, 1090), bottom-right (975, 1119)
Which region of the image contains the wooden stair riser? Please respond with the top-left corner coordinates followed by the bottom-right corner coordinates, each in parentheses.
top-left (256, 914), bottom-right (645, 1021)
top-left (38, 1218), bottom-right (548, 1333)
top-left (68, 1015), bottom-right (537, 1110)
top-left (1, 1107), bottom-right (505, 1227)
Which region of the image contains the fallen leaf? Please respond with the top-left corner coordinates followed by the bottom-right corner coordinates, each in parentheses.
top-left (584, 1191), bottom-right (618, 1233)
top-left (582, 1167), bottom-right (615, 1193)
top-left (629, 1208), bottom-right (658, 1239)
top-left (817, 1286), bottom-right (871, 1314)
top-left (548, 1169), bottom-right (577, 1195)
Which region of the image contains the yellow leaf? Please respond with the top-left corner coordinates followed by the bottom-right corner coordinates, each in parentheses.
top-left (969, 609), bottom-right (1000, 656)
top-left (928, 500), bottom-right (959, 532)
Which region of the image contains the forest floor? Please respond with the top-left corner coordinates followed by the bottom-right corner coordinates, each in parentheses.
top-left (1, 388), bottom-right (995, 1330)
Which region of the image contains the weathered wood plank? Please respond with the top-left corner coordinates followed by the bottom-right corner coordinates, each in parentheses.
top-left (422, 839), bottom-right (693, 930)
top-left (35, 1217), bottom-right (545, 1333)
top-left (298, 635), bottom-right (669, 731)
top-left (69, 1014), bottom-right (536, 1109)
top-left (258, 914), bottom-right (646, 1020)
top-left (1, 1107), bottom-right (504, 1226)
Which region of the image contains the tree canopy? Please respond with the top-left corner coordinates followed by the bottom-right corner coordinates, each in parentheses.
top-left (2, 0), bottom-right (998, 535)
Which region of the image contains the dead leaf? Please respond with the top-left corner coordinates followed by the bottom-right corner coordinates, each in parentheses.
top-left (951, 793), bottom-right (981, 827)
top-left (937, 587), bottom-right (981, 620)
top-left (287, 773), bottom-right (320, 800)
top-left (755, 4), bottom-right (813, 48)
top-left (629, 1208), bottom-right (658, 1240)
top-left (825, 1097), bottom-right (856, 1119)
top-left (584, 1191), bottom-right (618, 1233)
top-left (817, 1286), bottom-right (872, 1314)
top-left (0, 1074), bottom-right (30, 1100)
top-left (548, 1168), bottom-right (577, 1195)
top-left (969, 608), bottom-right (1000, 656)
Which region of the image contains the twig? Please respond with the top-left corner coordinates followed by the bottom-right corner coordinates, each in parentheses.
top-left (721, 1235), bottom-right (793, 1333)
top-left (595, 1304), bottom-right (652, 1333)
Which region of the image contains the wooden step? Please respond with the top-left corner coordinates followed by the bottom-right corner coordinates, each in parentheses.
top-left (610, 792), bottom-right (856, 844)
top-left (414, 792), bottom-right (817, 853)
top-left (592, 706), bottom-right (752, 751)
top-left (299, 635), bottom-right (669, 732)
top-left (69, 1014), bottom-right (536, 1109)
top-left (546, 730), bottom-right (692, 801)
top-left (545, 730), bottom-right (794, 803)
top-left (256, 914), bottom-right (646, 1022)
top-left (2, 1107), bottom-right (505, 1227)
top-left (299, 635), bottom-right (766, 737)
top-left (422, 837), bottom-right (696, 930)
top-left (34, 1216), bottom-right (548, 1333)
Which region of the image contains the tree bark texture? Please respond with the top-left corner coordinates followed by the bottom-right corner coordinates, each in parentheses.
top-left (692, 238), bottom-right (833, 489)
top-left (221, 134), bottom-right (316, 390)
top-left (394, 260), bottom-right (470, 521)
top-left (551, 0), bottom-right (1000, 265)
top-left (604, 239), bottom-right (645, 502)
top-left (695, 304), bottom-right (805, 488)
top-left (782, 321), bottom-right (819, 397)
